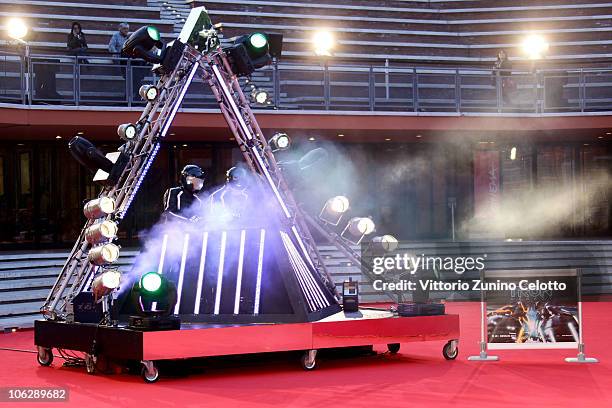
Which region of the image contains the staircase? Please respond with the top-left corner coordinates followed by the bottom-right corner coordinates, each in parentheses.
top-left (149, 0), bottom-right (191, 33)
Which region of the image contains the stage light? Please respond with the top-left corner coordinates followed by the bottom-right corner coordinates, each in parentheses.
top-left (510, 146), bottom-right (517, 160)
top-left (248, 32), bottom-right (268, 50)
top-left (139, 84), bottom-right (159, 101)
top-left (522, 34), bottom-right (549, 60)
top-left (7, 18), bottom-right (28, 41)
top-left (88, 243), bottom-right (120, 265)
top-left (342, 217), bottom-right (375, 244)
top-left (69, 136), bottom-right (130, 185)
top-left (371, 235), bottom-right (398, 252)
top-left (129, 272), bottom-right (178, 318)
top-left (91, 269), bottom-right (122, 300)
top-left (85, 220), bottom-right (118, 244)
top-left (83, 197), bottom-right (116, 219)
top-left (223, 31), bottom-right (281, 77)
top-left (122, 26), bottom-right (164, 64)
top-left (313, 29), bottom-right (334, 57)
top-left (319, 195), bottom-right (350, 225)
top-left (268, 132), bottom-right (291, 151)
top-left (117, 123), bottom-right (137, 141)
top-left (250, 87), bottom-right (271, 105)
top-left (141, 272), bottom-right (162, 293)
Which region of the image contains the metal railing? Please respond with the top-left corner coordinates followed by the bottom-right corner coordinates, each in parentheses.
top-left (1, 51), bottom-right (612, 113)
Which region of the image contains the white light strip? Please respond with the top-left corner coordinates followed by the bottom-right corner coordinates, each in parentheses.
top-left (174, 233), bottom-right (190, 315)
top-left (194, 231), bottom-right (208, 314)
top-left (289, 234), bottom-right (329, 308)
top-left (213, 231), bottom-right (227, 315)
top-left (233, 229), bottom-right (246, 315)
top-left (253, 229), bottom-right (265, 315)
top-left (119, 142), bottom-right (161, 219)
top-left (281, 231), bottom-right (320, 309)
top-left (280, 231), bottom-right (316, 311)
top-left (152, 233), bottom-right (168, 311)
top-left (157, 233), bottom-right (168, 274)
top-left (160, 62), bottom-right (199, 138)
top-left (291, 225), bottom-right (316, 271)
top-left (211, 64), bottom-right (292, 219)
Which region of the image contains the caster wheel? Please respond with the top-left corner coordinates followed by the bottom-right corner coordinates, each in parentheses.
top-left (141, 364), bottom-right (159, 383)
top-left (301, 352), bottom-right (317, 371)
top-left (387, 343), bottom-right (401, 354)
top-left (443, 341), bottom-right (459, 360)
top-left (85, 354), bottom-right (96, 374)
top-left (37, 347), bottom-right (53, 366)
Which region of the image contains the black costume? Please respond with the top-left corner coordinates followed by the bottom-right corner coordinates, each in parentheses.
top-left (162, 164), bottom-right (205, 222)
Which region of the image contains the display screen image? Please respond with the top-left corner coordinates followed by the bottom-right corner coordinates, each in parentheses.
top-left (485, 270), bottom-right (579, 349)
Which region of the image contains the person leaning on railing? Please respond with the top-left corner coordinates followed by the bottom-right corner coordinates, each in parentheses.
top-left (494, 49), bottom-right (516, 104)
top-left (108, 22), bottom-right (130, 63)
top-left (67, 22), bottom-right (88, 64)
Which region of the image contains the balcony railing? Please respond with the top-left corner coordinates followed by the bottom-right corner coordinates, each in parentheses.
top-left (1, 51), bottom-right (612, 114)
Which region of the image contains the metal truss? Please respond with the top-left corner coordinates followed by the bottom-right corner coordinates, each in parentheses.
top-left (42, 38), bottom-right (339, 320)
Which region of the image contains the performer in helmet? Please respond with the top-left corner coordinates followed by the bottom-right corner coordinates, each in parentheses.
top-left (208, 165), bottom-right (251, 219)
top-left (162, 164), bottom-right (205, 222)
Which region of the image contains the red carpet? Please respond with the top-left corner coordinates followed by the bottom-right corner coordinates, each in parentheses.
top-left (1, 302), bottom-right (611, 408)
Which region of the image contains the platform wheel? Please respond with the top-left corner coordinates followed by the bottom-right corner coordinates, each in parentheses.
top-left (387, 343), bottom-right (401, 354)
top-left (443, 340), bottom-right (459, 360)
top-left (141, 360), bottom-right (159, 383)
top-left (36, 347), bottom-right (53, 366)
top-left (85, 354), bottom-right (96, 374)
top-left (301, 350), bottom-right (318, 371)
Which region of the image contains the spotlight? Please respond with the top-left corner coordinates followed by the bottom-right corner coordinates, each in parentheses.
top-left (117, 123), bottom-right (138, 141)
top-left (510, 146), bottom-right (517, 160)
top-left (341, 217), bottom-right (375, 244)
top-left (522, 34), bottom-right (549, 60)
top-left (69, 136), bottom-right (130, 185)
top-left (250, 87), bottom-right (271, 105)
top-left (83, 197), bottom-right (116, 219)
top-left (139, 84), bottom-right (159, 101)
top-left (88, 243), bottom-right (120, 265)
top-left (313, 29), bottom-right (334, 57)
top-left (268, 132), bottom-right (291, 151)
top-left (91, 269), bottom-right (122, 300)
top-left (223, 31), bottom-right (282, 77)
top-left (7, 18), bottom-right (28, 41)
top-left (130, 272), bottom-right (178, 316)
top-left (122, 26), bottom-right (164, 64)
top-left (85, 220), bottom-right (118, 244)
top-left (319, 196), bottom-right (350, 225)
top-left (370, 235), bottom-right (398, 252)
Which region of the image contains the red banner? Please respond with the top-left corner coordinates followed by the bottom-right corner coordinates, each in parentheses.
top-left (474, 150), bottom-right (500, 220)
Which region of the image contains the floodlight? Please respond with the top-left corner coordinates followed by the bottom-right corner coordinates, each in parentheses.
top-left (313, 29), bottom-right (334, 57)
top-left (122, 26), bottom-right (164, 63)
top-left (85, 220), bottom-right (118, 244)
top-left (510, 146), bottom-right (517, 160)
top-left (268, 132), bottom-right (291, 151)
top-left (88, 243), bottom-right (120, 265)
top-left (117, 123), bottom-right (137, 141)
top-left (371, 235), bottom-right (398, 252)
top-left (522, 34), bottom-right (549, 60)
top-left (139, 84), bottom-right (159, 101)
top-left (250, 87), bottom-right (271, 105)
top-left (319, 195), bottom-right (350, 225)
top-left (248, 33), bottom-right (268, 50)
top-left (7, 18), bottom-right (28, 41)
top-left (83, 197), bottom-right (116, 219)
top-left (91, 269), bottom-right (122, 300)
top-left (341, 217), bottom-right (375, 244)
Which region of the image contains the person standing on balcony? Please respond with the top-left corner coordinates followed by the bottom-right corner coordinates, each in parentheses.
top-left (108, 22), bottom-right (130, 57)
top-left (494, 50), bottom-right (515, 105)
top-left (67, 22), bottom-right (88, 63)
